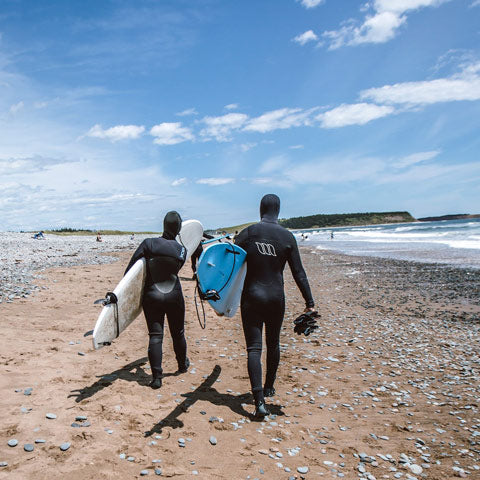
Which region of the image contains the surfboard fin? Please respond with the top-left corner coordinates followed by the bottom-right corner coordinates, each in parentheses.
top-left (93, 292), bottom-right (118, 306)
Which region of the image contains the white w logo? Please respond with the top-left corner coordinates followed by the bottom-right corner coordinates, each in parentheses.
top-left (255, 242), bottom-right (276, 256)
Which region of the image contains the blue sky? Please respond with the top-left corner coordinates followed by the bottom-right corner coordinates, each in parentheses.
top-left (1, 0), bottom-right (479, 231)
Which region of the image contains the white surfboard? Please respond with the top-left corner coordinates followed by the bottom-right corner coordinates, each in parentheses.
top-left (93, 219), bottom-right (203, 350)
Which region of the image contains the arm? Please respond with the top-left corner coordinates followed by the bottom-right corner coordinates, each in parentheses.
top-left (287, 239), bottom-right (315, 309)
top-left (234, 227), bottom-right (248, 249)
top-left (124, 240), bottom-right (148, 275)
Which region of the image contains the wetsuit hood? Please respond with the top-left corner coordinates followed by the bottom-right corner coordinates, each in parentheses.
top-left (260, 194), bottom-right (280, 223)
top-left (162, 211), bottom-right (182, 240)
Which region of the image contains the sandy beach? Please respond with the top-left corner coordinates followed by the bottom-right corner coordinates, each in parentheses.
top-left (1, 241), bottom-right (479, 479)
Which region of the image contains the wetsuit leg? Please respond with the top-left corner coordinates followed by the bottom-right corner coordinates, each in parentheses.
top-left (143, 291), bottom-right (166, 379)
top-left (264, 301), bottom-right (285, 390)
top-left (164, 284), bottom-right (187, 369)
top-left (241, 302), bottom-right (265, 404)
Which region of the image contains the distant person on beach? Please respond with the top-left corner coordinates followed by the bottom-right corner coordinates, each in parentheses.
top-left (235, 194), bottom-right (315, 418)
top-left (124, 211), bottom-right (189, 389)
top-left (330, 231), bottom-right (334, 240)
top-left (33, 231), bottom-right (45, 239)
top-left (130, 233), bottom-right (135, 241)
top-left (96, 233), bottom-right (102, 242)
top-left (190, 232), bottom-right (214, 279)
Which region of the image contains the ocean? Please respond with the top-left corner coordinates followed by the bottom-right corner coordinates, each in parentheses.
top-left (295, 218), bottom-right (480, 269)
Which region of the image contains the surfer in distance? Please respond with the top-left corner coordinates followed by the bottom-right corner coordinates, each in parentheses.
top-left (235, 194), bottom-right (315, 418)
top-left (124, 211), bottom-right (190, 389)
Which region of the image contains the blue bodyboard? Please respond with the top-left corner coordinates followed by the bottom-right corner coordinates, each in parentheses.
top-left (197, 242), bottom-right (247, 317)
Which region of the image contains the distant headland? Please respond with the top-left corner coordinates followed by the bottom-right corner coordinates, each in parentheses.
top-left (417, 213), bottom-right (480, 222)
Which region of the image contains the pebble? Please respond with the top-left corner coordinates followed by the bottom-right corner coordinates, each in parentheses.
top-left (209, 436), bottom-right (217, 445)
top-left (60, 442), bottom-right (71, 451)
top-left (8, 439), bottom-right (18, 447)
top-left (35, 439), bottom-right (46, 444)
top-left (24, 388), bottom-right (33, 396)
top-left (154, 468), bottom-right (162, 475)
top-left (408, 464), bottom-right (423, 475)
top-left (0, 462), bottom-right (7, 467)
top-left (297, 466), bottom-right (309, 474)
top-left (46, 413), bottom-right (57, 419)
top-left (24, 444), bottom-right (34, 452)
top-left (140, 470), bottom-right (149, 476)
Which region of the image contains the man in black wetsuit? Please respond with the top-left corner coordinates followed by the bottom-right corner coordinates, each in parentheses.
top-left (235, 194), bottom-right (315, 417)
top-left (125, 211), bottom-right (189, 389)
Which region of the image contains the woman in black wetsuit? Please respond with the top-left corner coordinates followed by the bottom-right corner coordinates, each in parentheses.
top-left (235, 194), bottom-right (315, 417)
top-left (125, 211), bottom-right (189, 389)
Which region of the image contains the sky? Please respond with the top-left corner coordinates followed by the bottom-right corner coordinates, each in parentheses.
top-left (1, 0), bottom-right (479, 231)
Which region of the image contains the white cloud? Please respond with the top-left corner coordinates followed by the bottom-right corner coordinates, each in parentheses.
top-left (393, 150), bottom-right (440, 168)
top-left (471, 0), bottom-right (480, 6)
top-left (317, 103), bottom-right (395, 128)
top-left (322, 0), bottom-right (452, 49)
top-left (289, 144), bottom-right (304, 149)
top-left (297, 0), bottom-right (325, 8)
top-left (240, 142), bottom-right (257, 152)
top-left (224, 103), bottom-right (239, 110)
top-left (244, 107), bottom-right (318, 133)
top-left (258, 155), bottom-right (289, 174)
top-left (150, 122), bottom-right (194, 145)
top-left (360, 62), bottom-right (480, 105)
top-left (176, 108), bottom-right (198, 116)
top-left (171, 177), bottom-right (188, 186)
top-left (293, 30), bottom-right (319, 46)
top-left (0, 155), bottom-right (73, 176)
top-left (196, 177), bottom-right (235, 186)
top-left (200, 113), bottom-right (248, 141)
top-left (9, 101), bottom-right (24, 114)
top-left (86, 124), bottom-right (145, 142)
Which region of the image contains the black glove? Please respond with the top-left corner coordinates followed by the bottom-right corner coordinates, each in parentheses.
top-left (293, 311), bottom-right (320, 336)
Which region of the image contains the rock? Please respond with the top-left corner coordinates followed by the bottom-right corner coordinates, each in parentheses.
top-left (60, 442), bottom-right (71, 451)
top-left (35, 439), bottom-right (46, 444)
top-left (0, 462), bottom-right (7, 467)
top-left (154, 468), bottom-right (162, 475)
top-left (8, 439), bottom-right (18, 447)
top-left (24, 444), bottom-right (34, 452)
top-left (46, 413), bottom-right (57, 419)
top-left (140, 470), bottom-right (149, 476)
top-left (408, 464), bottom-right (423, 475)
top-left (297, 466), bottom-right (309, 474)
top-left (209, 436), bottom-right (217, 445)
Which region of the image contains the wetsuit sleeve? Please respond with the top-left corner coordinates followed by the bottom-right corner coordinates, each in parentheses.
top-left (125, 240), bottom-right (148, 275)
top-left (234, 227), bottom-right (248, 249)
top-left (287, 238), bottom-right (315, 308)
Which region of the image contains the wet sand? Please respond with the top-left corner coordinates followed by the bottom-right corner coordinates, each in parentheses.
top-left (1, 247), bottom-right (479, 479)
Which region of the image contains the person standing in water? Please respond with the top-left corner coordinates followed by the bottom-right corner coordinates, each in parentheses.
top-left (235, 194), bottom-right (315, 417)
top-left (125, 211), bottom-right (189, 389)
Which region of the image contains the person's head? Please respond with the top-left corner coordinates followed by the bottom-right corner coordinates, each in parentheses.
top-left (162, 211), bottom-right (182, 239)
top-left (260, 193), bottom-right (280, 222)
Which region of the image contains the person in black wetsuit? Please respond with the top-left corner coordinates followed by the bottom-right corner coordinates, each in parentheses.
top-left (190, 232), bottom-right (214, 279)
top-left (235, 194), bottom-right (315, 417)
top-left (125, 211), bottom-right (189, 389)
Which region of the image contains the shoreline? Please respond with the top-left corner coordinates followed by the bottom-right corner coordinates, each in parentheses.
top-left (0, 245), bottom-right (479, 478)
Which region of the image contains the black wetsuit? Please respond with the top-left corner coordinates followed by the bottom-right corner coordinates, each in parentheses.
top-left (235, 194), bottom-right (314, 403)
top-left (125, 212), bottom-right (187, 379)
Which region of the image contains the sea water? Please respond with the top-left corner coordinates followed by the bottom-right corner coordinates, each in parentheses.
top-left (295, 218), bottom-right (480, 269)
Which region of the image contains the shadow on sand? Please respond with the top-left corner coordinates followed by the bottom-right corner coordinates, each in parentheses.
top-left (68, 357), bottom-right (179, 403)
top-left (144, 364), bottom-right (284, 437)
